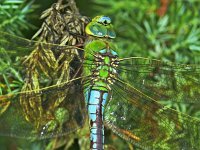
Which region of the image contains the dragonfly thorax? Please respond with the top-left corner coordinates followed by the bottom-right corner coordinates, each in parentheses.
top-left (88, 50), bottom-right (118, 91)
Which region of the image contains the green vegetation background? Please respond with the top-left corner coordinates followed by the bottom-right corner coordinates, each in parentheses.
top-left (0, 0), bottom-right (200, 150)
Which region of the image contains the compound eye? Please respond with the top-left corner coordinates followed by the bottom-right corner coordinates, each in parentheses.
top-left (98, 16), bottom-right (111, 26)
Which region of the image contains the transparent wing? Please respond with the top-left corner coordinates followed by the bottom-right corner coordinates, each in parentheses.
top-left (105, 79), bottom-right (200, 149)
top-left (0, 31), bottom-right (84, 89)
top-left (0, 76), bottom-right (91, 139)
top-left (0, 31), bottom-right (90, 139)
top-left (0, 31), bottom-right (83, 57)
top-left (118, 57), bottom-right (200, 103)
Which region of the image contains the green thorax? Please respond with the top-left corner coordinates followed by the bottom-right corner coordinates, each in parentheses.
top-left (83, 16), bottom-right (118, 91)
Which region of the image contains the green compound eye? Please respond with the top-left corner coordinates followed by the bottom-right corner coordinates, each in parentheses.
top-left (97, 16), bottom-right (111, 25)
top-left (85, 15), bottom-right (116, 38)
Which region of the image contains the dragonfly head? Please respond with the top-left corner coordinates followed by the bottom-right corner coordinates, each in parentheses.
top-left (97, 16), bottom-right (111, 26)
top-left (85, 15), bottom-right (116, 39)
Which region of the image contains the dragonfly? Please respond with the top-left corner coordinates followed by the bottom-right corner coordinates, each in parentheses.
top-left (0, 15), bottom-right (200, 150)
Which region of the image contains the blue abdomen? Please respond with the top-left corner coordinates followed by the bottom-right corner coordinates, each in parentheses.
top-left (85, 89), bottom-right (108, 150)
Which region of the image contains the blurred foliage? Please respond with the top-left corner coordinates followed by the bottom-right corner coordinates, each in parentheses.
top-left (0, 0), bottom-right (200, 150)
top-left (0, 0), bottom-right (39, 36)
top-left (0, 0), bottom-right (39, 100)
top-left (92, 0), bottom-right (200, 64)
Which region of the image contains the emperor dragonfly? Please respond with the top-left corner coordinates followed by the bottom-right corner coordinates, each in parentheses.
top-left (0, 15), bottom-right (200, 150)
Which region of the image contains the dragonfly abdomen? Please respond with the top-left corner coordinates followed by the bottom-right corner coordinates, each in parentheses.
top-left (86, 90), bottom-right (108, 150)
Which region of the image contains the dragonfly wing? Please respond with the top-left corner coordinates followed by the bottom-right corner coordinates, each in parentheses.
top-left (118, 57), bottom-right (200, 103)
top-left (0, 76), bottom-right (90, 139)
top-left (104, 79), bottom-right (200, 149)
top-left (0, 31), bottom-right (83, 80)
top-left (0, 31), bottom-right (83, 57)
